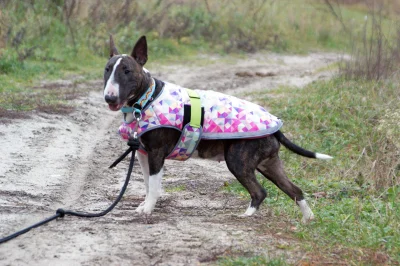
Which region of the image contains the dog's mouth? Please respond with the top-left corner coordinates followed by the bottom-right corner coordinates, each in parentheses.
top-left (107, 92), bottom-right (137, 111)
top-left (108, 102), bottom-right (124, 111)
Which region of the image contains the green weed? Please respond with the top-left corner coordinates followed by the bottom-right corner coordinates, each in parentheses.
top-left (225, 78), bottom-right (400, 263)
top-left (0, 51), bottom-right (104, 112)
top-left (218, 255), bottom-right (288, 266)
top-left (1, 0), bottom-right (395, 113)
top-left (165, 184), bottom-right (186, 193)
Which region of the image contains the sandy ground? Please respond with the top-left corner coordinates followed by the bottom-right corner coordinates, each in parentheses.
top-left (0, 52), bottom-right (339, 265)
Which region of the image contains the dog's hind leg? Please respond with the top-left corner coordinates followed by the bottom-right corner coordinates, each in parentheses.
top-left (257, 155), bottom-right (314, 223)
top-left (136, 152), bottom-right (150, 212)
top-left (225, 142), bottom-right (267, 216)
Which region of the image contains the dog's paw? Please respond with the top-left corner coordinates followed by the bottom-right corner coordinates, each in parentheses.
top-left (298, 200), bottom-right (315, 224)
top-left (238, 205), bottom-right (257, 217)
top-left (135, 201), bottom-right (146, 213)
top-left (301, 213), bottom-right (315, 224)
top-left (136, 201), bottom-right (155, 215)
top-left (142, 203), bottom-right (155, 215)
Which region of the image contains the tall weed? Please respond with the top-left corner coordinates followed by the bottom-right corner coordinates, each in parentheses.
top-left (324, 0), bottom-right (400, 80)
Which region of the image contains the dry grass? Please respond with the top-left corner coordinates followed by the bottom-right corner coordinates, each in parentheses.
top-left (0, 107), bottom-right (30, 124)
top-left (324, 0), bottom-right (400, 80)
top-left (321, 0), bottom-right (400, 189)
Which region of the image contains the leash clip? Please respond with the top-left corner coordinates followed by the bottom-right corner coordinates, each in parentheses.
top-left (132, 116), bottom-right (140, 140)
top-left (133, 109), bottom-right (142, 121)
top-left (133, 108), bottom-right (141, 140)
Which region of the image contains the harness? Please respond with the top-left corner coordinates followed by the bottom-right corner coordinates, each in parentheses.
top-left (119, 80), bottom-right (283, 161)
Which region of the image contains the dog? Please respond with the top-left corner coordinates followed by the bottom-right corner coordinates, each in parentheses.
top-left (103, 35), bottom-right (332, 223)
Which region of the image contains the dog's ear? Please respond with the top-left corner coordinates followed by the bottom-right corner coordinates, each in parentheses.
top-left (131, 36), bottom-right (148, 66)
top-left (109, 35), bottom-right (119, 58)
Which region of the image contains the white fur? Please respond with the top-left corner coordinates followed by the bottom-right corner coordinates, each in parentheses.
top-left (298, 199), bottom-right (314, 223)
top-left (315, 153), bottom-right (333, 160)
top-left (136, 168), bottom-right (163, 215)
top-left (143, 67), bottom-right (150, 73)
top-left (243, 205), bottom-right (257, 216)
top-left (136, 152), bottom-right (149, 199)
top-left (104, 58), bottom-right (122, 98)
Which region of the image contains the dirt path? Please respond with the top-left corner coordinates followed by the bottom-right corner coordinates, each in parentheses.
top-left (0, 52), bottom-right (339, 265)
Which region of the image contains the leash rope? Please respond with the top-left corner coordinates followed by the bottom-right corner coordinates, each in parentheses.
top-left (0, 138), bottom-right (140, 245)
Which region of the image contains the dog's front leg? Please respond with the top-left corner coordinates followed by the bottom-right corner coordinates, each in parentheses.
top-left (136, 149), bottom-right (165, 215)
top-left (135, 152), bottom-right (150, 213)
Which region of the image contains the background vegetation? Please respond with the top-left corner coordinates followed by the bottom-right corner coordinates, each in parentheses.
top-left (1, 0), bottom-right (399, 264)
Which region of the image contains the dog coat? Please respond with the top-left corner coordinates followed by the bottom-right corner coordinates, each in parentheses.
top-left (119, 82), bottom-right (283, 160)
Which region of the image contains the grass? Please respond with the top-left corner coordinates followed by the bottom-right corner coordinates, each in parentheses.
top-left (1, 1), bottom-right (399, 263)
top-left (164, 184), bottom-right (186, 193)
top-left (0, 36), bottom-right (211, 115)
top-left (0, 0), bottom-right (379, 111)
top-left (218, 255), bottom-right (288, 266)
top-left (1, 0), bottom-right (393, 115)
top-left (0, 47), bottom-right (104, 113)
top-left (224, 78), bottom-right (400, 264)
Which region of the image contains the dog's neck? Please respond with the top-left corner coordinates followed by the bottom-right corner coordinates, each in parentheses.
top-left (126, 72), bottom-right (163, 109)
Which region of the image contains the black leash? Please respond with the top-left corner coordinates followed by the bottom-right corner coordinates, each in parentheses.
top-left (0, 139), bottom-right (140, 245)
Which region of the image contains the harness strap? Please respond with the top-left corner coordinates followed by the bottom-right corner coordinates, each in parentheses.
top-left (186, 88), bottom-right (201, 128)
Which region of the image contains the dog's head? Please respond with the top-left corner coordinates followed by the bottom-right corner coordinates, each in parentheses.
top-left (103, 35), bottom-right (151, 111)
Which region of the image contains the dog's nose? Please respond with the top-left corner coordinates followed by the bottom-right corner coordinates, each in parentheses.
top-left (105, 94), bottom-right (118, 104)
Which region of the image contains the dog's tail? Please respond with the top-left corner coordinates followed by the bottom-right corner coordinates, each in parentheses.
top-left (273, 130), bottom-right (333, 160)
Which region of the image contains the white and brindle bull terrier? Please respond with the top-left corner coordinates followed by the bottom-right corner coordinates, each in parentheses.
top-left (103, 35), bottom-right (332, 223)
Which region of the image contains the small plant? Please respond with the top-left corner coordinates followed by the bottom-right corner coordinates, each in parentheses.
top-left (0, 53), bottom-right (24, 74)
top-left (165, 184), bottom-right (186, 193)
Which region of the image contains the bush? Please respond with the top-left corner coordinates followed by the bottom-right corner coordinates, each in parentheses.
top-left (0, 0), bottom-right (353, 57)
top-left (0, 54), bottom-right (24, 74)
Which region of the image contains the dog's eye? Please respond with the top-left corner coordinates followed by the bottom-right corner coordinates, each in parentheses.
top-left (124, 69), bottom-right (130, 74)
top-left (105, 67), bottom-right (110, 72)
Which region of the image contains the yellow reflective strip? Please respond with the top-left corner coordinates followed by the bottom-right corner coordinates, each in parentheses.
top-left (186, 89), bottom-right (201, 128)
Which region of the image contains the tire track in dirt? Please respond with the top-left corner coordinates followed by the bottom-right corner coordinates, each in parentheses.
top-left (0, 52), bottom-right (339, 265)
